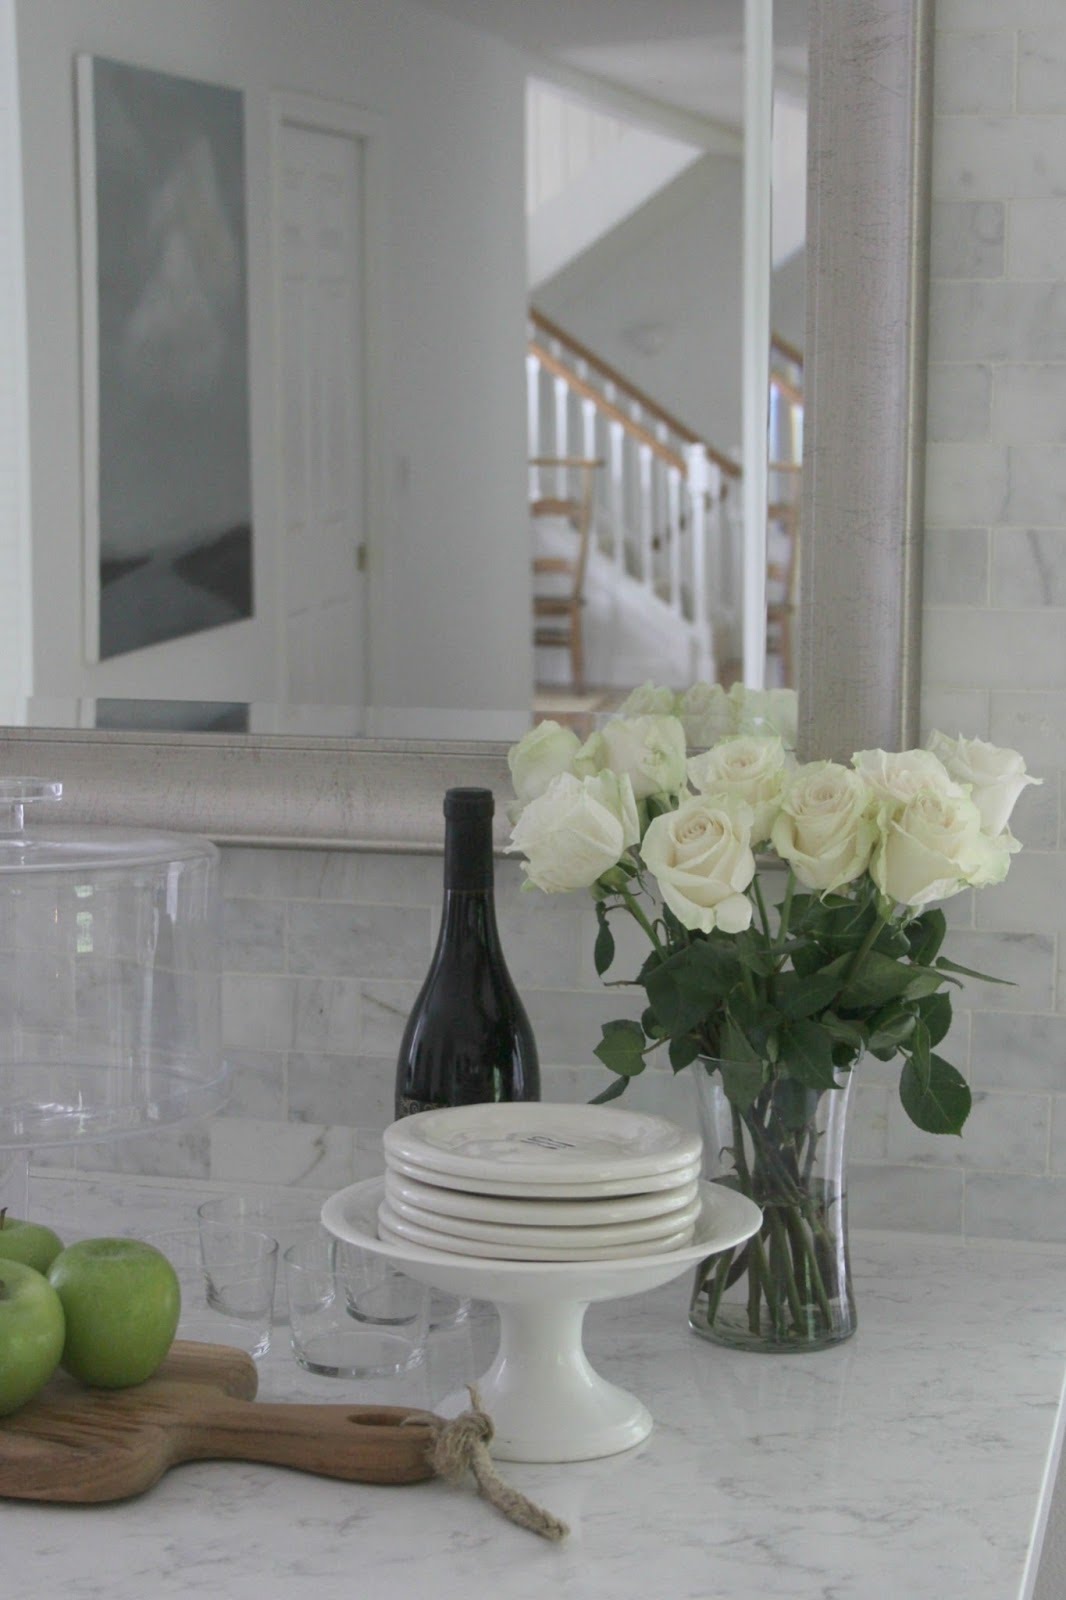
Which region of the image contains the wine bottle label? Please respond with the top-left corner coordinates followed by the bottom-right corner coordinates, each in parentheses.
top-left (398, 1095), bottom-right (448, 1117)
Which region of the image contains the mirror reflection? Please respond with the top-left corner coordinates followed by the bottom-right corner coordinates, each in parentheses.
top-left (4, 0), bottom-right (807, 741)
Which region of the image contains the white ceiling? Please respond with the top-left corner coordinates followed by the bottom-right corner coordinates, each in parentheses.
top-left (409, 0), bottom-right (809, 127)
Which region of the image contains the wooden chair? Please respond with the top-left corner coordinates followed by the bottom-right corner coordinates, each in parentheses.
top-left (530, 457), bottom-right (602, 692)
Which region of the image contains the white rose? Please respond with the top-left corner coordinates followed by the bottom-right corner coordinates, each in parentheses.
top-left (871, 788), bottom-right (1012, 908)
top-left (640, 794), bottom-right (756, 934)
top-left (507, 720), bottom-right (581, 815)
top-left (676, 682), bottom-right (736, 749)
top-left (686, 734), bottom-right (790, 845)
top-left (770, 762), bottom-right (878, 892)
top-left (730, 684), bottom-right (799, 748)
top-left (926, 730), bottom-right (1040, 838)
top-left (851, 747), bottom-right (965, 812)
top-left (616, 681), bottom-right (679, 718)
top-left (575, 714), bottom-right (688, 801)
top-left (508, 771), bottom-right (640, 893)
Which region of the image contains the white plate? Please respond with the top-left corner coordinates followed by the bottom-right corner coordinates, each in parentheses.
top-left (384, 1189), bottom-right (703, 1249)
top-left (376, 1200), bottom-right (696, 1261)
top-left (384, 1170), bottom-right (701, 1226)
top-left (385, 1150), bottom-right (703, 1199)
top-left (383, 1103), bottom-right (703, 1185)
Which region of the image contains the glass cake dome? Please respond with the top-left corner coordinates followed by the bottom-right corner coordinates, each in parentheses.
top-left (0, 778), bottom-right (228, 1148)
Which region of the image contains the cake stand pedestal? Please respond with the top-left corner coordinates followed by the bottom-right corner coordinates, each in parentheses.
top-left (321, 1177), bottom-right (761, 1463)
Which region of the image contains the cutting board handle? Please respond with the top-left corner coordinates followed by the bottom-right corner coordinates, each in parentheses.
top-left (176, 1398), bottom-right (440, 1485)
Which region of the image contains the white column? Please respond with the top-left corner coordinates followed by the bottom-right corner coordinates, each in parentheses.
top-left (742, 0), bottom-right (772, 688)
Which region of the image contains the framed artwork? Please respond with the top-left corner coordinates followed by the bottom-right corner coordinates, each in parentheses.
top-left (77, 55), bottom-right (253, 661)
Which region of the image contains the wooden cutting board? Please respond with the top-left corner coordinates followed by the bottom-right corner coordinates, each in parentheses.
top-left (0, 1340), bottom-right (441, 1503)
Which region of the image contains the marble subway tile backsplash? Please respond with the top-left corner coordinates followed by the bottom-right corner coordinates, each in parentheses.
top-left (37, 835), bottom-right (1066, 1246)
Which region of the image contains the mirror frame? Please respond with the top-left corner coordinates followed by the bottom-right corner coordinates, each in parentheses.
top-left (0, 0), bottom-right (933, 852)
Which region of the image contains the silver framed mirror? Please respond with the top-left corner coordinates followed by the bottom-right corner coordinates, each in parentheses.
top-left (0, 0), bottom-right (933, 851)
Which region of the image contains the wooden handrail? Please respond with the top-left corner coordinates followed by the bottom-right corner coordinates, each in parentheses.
top-left (770, 370), bottom-right (804, 407)
top-left (529, 306), bottom-right (740, 480)
top-left (530, 341), bottom-right (689, 476)
top-left (771, 331), bottom-right (804, 369)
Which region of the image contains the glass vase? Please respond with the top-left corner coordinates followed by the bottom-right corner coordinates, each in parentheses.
top-left (689, 1058), bottom-right (856, 1353)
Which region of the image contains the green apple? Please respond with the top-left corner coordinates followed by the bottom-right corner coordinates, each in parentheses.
top-left (0, 1207), bottom-right (64, 1275)
top-left (0, 1258), bottom-right (66, 1415)
top-left (48, 1238), bottom-right (181, 1390)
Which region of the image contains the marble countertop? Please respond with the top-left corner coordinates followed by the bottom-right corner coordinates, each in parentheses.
top-left (6, 1173), bottom-right (1066, 1600)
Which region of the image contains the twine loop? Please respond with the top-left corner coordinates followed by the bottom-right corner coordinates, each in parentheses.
top-left (416, 1388), bottom-right (569, 1543)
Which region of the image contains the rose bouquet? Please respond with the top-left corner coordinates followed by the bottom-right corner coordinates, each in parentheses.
top-left (506, 689), bottom-right (1038, 1349)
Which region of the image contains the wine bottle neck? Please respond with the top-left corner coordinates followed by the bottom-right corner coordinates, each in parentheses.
top-left (443, 813), bottom-right (494, 893)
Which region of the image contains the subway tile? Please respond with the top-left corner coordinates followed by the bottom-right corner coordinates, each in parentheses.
top-left (208, 1116), bottom-right (353, 1190)
top-left (935, 30), bottom-right (1015, 114)
top-left (219, 1048), bottom-right (286, 1120)
top-left (939, 0), bottom-right (1066, 24)
top-left (924, 441), bottom-right (1008, 524)
top-left (494, 890), bottom-right (586, 988)
top-left (941, 930), bottom-right (1055, 1011)
top-left (848, 1163), bottom-right (964, 1234)
top-left (920, 687), bottom-right (990, 741)
top-left (358, 980), bottom-right (421, 1056)
top-left (927, 364), bottom-right (992, 443)
top-left (287, 1052), bottom-right (369, 1126)
top-left (930, 200), bottom-right (1004, 278)
top-left (990, 693), bottom-right (1066, 768)
top-left (993, 367), bottom-right (1066, 444)
top-left (291, 976), bottom-right (361, 1055)
top-left (74, 1122), bottom-right (211, 1182)
top-left (971, 1011), bottom-right (1066, 1090)
top-left (886, 1088), bottom-right (1049, 1173)
top-left (219, 846), bottom-right (360, 902)
top-left (222, 974), bottom-right (297, 1052)
top-left (932, 114), bottom-right (1066, 202)
top-left (523, 984), bottom-right (644, 1066)
top-left (286, 902), bottom-right (432, 978)
top-left (354, 852), bottom-right (443, 906)
top-left (992, 529), bottom-right (1066, 606)
top-left (1003, 446), bottom-right (1066, 525)
top-left (1017, 26), bottom-right (1066, 111)
top-left (922, 528), bottom-right (989, 605)
top-left (1050, 1097), bottom-right (1066, 1172)
top-left (1009, 197), bottom-right (1066, 278)
top-left (927, 281), bottom-right (1066, 362)
top-left (964, 1173), bottom-right (1066, 1240)
top-left (975, 851), bottom-right (1066, 933)
top-left (1007, 766), bottom-right (1060, 850)
top-left (221, 897), bottom-right (286, 974)
top-left (922, 609), bottom-right (1066, 690)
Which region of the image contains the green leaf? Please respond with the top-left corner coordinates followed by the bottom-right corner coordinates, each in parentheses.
top-left (837, 952), bottom-right (941, 1011)
top-left (641, 1005), bottom-right (666, 1041)
top-left (777, 1019), bottom-right (840, 1090)
top-left (668, 1034), bottom-right (701, 1074)
top-left (934, 955), bottom-right (1014, 986)
top-left (821, 1012), bottom-right (867, 1050)
top-left (593, 912), bottom-right (616, 977)
top-left (720, 1014), bottom-right (760, 1064)
top-left (906, 1019), bottom-right (932, 1086)
top-left (867, 1003), bottom-right (917, 1056)
top-left (907, 907), bottom-right (947, 966)
top-left (898, 1053), bottom-right (971, 1135)
top-left (917, 991), bottom-right (953, 1048)
top-left (774, 968), bottom-right (846, 1021)
top-left (733, 932), bottom-right (777, 977)
top-left (593, 1019), bottom-right (647, 1079)
top-left (715, 1056), bottom-right (765, 1111)
top-left (590, 1075), bottom-right (630, 1105)
top-left (644, 941), bottom-right (741, 1036)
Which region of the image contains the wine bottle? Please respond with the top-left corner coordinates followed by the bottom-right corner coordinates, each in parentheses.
top-left (394, 787), bottom-right (540, 1117)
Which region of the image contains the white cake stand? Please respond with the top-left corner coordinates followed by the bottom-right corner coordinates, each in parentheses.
top-left (321, 1176), bottom-right (761, 1463)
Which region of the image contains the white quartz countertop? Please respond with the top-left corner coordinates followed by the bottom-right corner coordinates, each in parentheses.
top-left (6, 1174), bottom-right (1066, 1600)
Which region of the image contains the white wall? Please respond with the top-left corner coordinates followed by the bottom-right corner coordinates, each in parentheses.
top-left (14, 0), bottom-right (531, 714)
top-left (535, 152), bottom-right (745, 460)
top-left (0, 0), bottom-right (29, 723)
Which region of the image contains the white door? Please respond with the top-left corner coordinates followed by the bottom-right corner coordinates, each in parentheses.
top-left (277, 121), bottom-right (366, 709)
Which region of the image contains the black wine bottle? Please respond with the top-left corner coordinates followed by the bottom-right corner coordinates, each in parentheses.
top-left (394, 787), bottom-right (540, 1118)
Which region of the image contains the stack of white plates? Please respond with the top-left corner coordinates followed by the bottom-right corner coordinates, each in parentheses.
top-left (379, 1103), bottom-right (704, 1262)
